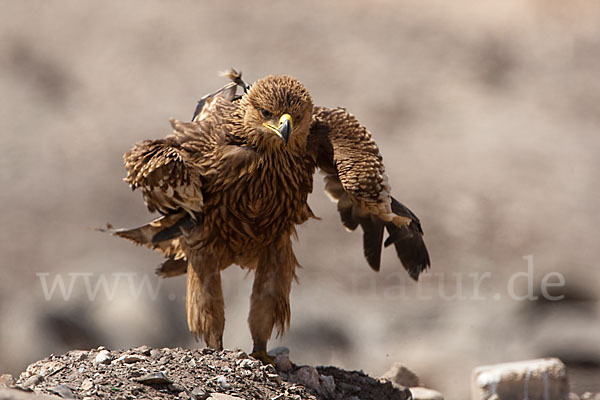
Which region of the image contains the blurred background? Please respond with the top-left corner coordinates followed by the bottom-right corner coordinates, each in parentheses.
top-left (1, 0), bottom-right (599, 398)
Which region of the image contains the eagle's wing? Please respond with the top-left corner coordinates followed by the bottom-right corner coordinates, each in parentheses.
top-left (308, 106), bottom-right (430, 280)
top-left (110, 95), bottom-right (237, 276)
top-left (124, 96), bottom-right (236, 216)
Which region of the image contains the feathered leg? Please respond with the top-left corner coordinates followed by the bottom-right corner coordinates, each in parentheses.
top-left (186, 250), bottom-right (225, 350)
top-left (248, 237), bottom-right (297, 363)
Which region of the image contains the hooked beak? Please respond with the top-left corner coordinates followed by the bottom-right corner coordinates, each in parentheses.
top-left (263, 113), bottom-right (293, 144)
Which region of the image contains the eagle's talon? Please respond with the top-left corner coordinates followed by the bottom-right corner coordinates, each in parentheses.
top-left (250, 350), bottom-right (276, 366)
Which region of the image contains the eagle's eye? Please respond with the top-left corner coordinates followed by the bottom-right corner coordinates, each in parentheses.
top-left (260, 109), bottom-right (273, 119)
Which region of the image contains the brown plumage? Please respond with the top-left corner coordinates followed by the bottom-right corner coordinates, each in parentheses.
top-left (107, 72), bottom-right (430, 360)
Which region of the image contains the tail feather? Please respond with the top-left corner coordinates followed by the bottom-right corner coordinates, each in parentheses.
top-left (99, 211), bottom-right (190, 263)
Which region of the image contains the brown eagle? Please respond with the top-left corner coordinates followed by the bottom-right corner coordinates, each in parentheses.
top-left (108, 71), bottom-right (430, 363)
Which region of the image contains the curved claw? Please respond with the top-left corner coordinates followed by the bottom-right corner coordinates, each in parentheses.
top-left (250, 350), bottom-right (276, 366)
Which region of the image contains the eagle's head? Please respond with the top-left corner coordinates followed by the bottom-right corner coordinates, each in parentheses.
top-left (240, 75), bottom-right (313, 150)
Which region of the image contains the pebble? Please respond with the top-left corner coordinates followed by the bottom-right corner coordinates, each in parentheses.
top-left (192, 386), bottom-right (209, 400)
top-left (238, 359), bottom-right (258, 369)
top-left (136, 371), bottom-right (172, 385)
top-left (207, 394), bottom-right (244, 400)
top-left (267, 347), bottom-right (292, 372)
top-left (293, 366), bottom-right (320, 391)
top-left (215, 375), bottom-right (231, 390)
top-left (409, 387), bottom-right (444, 400)
top-left (133, 345), bottom-right (151, 355)
top-left (68, 351), bottom-right (88, 362)
top-left (80, 379), bottom-right (93, 391)
top-left (381, 362), bottom-right (421, 388)
top-left (94, 350), bottom-right (112, 365)
top-left (261, 364), bottom-right (277, 375)
top-left (120, 355), bottom-right (145, 364)
top-left (22, 374), bottom-right (43, 388)
top-left (169, 383), bottom-right (186, 393)
top-left (238, 369), bottom-right (252, 378)
top-left (267, 374), bottom-right (282, 385)
top-left (150, 349), bottom-right (162, 359)
top-left (50, 384), bottom-right (76, 399)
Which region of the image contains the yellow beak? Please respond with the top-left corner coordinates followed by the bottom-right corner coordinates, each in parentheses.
top-left (263, 113), bottom-right (293, 144)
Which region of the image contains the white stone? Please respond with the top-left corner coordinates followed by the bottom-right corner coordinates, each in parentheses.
top-left (208, 394), bottom-right (244, 400)
top-left (472, 358), bottom-right (569, 400)
top-left (410, 387), bottom-right (444, 400)
top-left (215, 375), bottom-right (230, 390)
top-left (94, 350), bottom-right (112, 365)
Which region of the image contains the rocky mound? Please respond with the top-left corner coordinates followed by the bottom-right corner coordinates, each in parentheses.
top-left (2, 347), bottom-right (414, 400)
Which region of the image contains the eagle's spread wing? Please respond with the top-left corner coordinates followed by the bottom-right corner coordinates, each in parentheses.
top-left (308, 106), bottom-right (430, 280)
top-left (114, 94), bottom-right (239, 276)
top-left (124, 134), bottom-right (204, 216)
top-left (125, 78), bottom-right (243, 217)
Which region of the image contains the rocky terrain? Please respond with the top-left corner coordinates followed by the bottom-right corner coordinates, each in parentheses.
top-left (2, 348), bottom-right (599, 400)
top-left (1, 347), bottom-right (423, 400)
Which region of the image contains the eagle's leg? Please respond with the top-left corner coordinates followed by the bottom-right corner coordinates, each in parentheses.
top-left (186, 250), bottom-right (225, 350)
top-left (248, 237), bottom-right (297, 364)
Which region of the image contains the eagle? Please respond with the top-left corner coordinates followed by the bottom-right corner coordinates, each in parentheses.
top-left (107, 71), bottom-right (430, 363)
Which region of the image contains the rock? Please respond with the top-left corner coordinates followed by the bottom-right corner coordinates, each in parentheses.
top-left (569, 393), bottom-right (580, 400)
top-left (133, 345), bottom-right (151, 355)
top-left (79, 379), bottom-right (93, 392)
top-left (0, 375), bottom-right (15, 388)
top-left (191, 387), bottom-right (209, 400)
top-left (168, 383), bottom-right (186, 393)
top-left (21, 375), bottom-right (43, 389)
top-left (471, 358), bottom-right (569, 400)
top-left (115, 354), bottom-right (145, 364)
top-left (409, 387), bottom-right (444, 400)
top-left (66, 351), bottom-right (87, 362)
top-left (48, 385), bottom-right (75, 399)
top-left (93, 350), bottom-right (112, 365)
top-left (149, 349), bottom-right (162, 359)
top-left (319, 375), bottom-right (336, 398)
top-left (215, 376), bottom-right (231, 390)
top-left (207, 394), bottom-right (244, 400)
top-left (0, 388), bottom-right (62, 399)
top-left (135, 372), bottom-right (171, 385)
top-left (293, 366), bottom-right (321, 391)
top-left (268, 347), bottom-right (293, 372)
top-left (381, 362), bottom-right (421, 388)
top-left (581, 393), bottom-right (600, 400)
top-left (238, 359), bottom-right (259, 370)
top-left (267, 374), bottom-right (282, 385)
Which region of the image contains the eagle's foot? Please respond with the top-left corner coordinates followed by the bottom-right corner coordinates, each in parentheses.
top-left (250, 350), bottom-right (276, 366)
